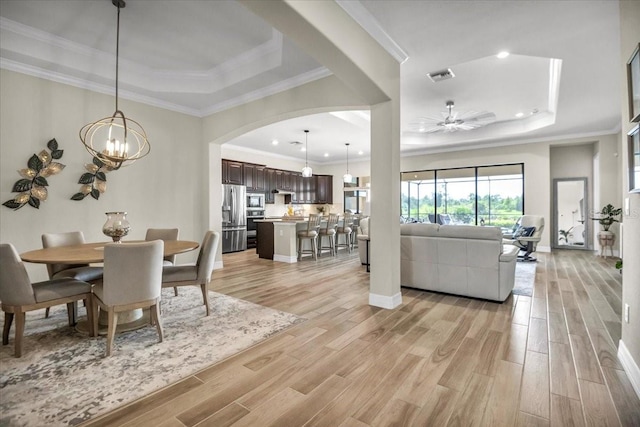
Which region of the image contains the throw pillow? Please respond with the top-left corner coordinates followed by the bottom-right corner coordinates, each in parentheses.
top-left (516, 226), bottom-right (536, 237)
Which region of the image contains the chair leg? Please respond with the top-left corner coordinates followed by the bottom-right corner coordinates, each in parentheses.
top-left (84, 296), bottom-right (96, 337)
top-left (45, 307), bottom-right (50, 318)
top-left (174, 287), bottom-right (179, 297)
top-left (201, 283), bottom-right (211, 316)
top-left (92, 298), bottom-right (100, 339)
top-left (14, 311), bottom-right (25, 358)
top-left (297, 237), bottom-right (302, 260)
top-left (312, 237), bottom-right (318, 260)
top-left (3, 312), bottom-right (14, 345)
top-left (151, 303), bottom-right (164, 342)
top-left (66, 301), bottom-right (78, 326)
top-left (106, 309), bottom-right (118, 357)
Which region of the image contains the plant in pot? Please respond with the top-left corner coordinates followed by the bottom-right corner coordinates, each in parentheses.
top-left (591, 204), bottom-right (622, 256)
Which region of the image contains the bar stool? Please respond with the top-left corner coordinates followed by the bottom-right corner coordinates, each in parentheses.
top-left (297, 214), bottom-right (322, 260)
top-left (317, 213), bottom-right (339, 256)
top-left (335, 212), bottom-right (354, 253)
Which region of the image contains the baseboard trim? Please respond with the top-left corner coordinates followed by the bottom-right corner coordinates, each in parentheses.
top-left (369, 292), bottom-right (402, 309)
top-left (618, 339), bottom-right (640, 399)
top-left (213, 261), bottom-right (224, 270)
top-left (537, 245), bottom-right (551, 253)
top-left (273, 254), bottom-right (298, 263)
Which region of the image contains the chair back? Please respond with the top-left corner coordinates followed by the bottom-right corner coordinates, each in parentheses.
top-left (307, 214), bottom-right (322, 232)
top-left (195, 231), bottom-right (220, 283)
top-left (102, 241), bottom-right (164, 306)
top-left (42, 231), bottom-right (89, 278)
top-left (339, 212), bottom-right (353, 231)
top-left (324, 213), bottom-right (339, 232)
top-left (145, 228), bottom-right (179, 263)
top-left (519, 215), bottom-right (544, 235)
top-left (0, 243), bottom-right (36, 306)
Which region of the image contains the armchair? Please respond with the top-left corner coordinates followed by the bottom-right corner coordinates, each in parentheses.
top-left (503, 215), bottom-right (544, 262)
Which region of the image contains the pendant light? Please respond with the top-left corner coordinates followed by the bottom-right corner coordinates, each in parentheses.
top-left (301, 130), bottom-right (312, 177)
top-left (343, 143), bottom-right (352, 183)
top-left (79, 0), bottom-right (150, 170)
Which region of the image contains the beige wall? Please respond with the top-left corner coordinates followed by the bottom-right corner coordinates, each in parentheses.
top-left (619, 0), bottom-right (640, 378)
top-left (0, 70), bottom-right (204, 281)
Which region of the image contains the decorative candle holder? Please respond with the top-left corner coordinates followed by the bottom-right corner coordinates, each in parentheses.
top-left (102, 211), bottom-right (130, 243)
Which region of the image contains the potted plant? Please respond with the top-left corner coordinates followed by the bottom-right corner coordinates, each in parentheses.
top-left (591, 204), bottom-right (622, 256)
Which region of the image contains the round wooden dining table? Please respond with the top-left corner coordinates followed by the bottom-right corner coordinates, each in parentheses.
top-left (20, 240), bottom-right (200, 334)
top-left (20, 240), bottom-right (199, 265)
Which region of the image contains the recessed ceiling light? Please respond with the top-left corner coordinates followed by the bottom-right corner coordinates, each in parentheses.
top-left (515, 112), bottom-right (524, 118)
top-left (300, 147), bottom-right (306, 152)
top-left (271, 139), bottom-right (279, 145)
top-left (358, 150), bottom-right (363, 155)
top-left (497, 51), bottom-right (510, 59)
top-left (324, 153), bottom-right (329, 157)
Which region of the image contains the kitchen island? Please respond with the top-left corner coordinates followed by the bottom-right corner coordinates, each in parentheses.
top-left (256, 218), bottom-right (315, 263)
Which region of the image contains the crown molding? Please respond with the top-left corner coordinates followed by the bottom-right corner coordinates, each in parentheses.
top-left (0, 58), bottom-right (202, 117)
top-left (335, 0), bottom-right (409, 64)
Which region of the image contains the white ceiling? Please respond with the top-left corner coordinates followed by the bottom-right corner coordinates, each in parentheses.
top-left (0, 0), bottom-right (622, 163)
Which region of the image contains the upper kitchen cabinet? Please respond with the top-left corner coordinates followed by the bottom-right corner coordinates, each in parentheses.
top-left (222, 159), bottom-right (244, 185)
top-left (265, 168), bottom-right (276, 204)
top-left (316, 175), bottom-right (333, 204)
top-left (276, 170), bottom-right (293, 191)
top-left (244, 163), bottom-right (266, 192)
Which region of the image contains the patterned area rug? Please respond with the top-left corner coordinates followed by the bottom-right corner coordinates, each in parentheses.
top-left (513, 261), bottom-right (537, 296)
top-left (0, 288), bottom-right (304, 426)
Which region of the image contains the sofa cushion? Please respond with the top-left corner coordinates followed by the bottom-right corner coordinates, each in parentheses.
top-left (400, 223), bottom-right (439, 237)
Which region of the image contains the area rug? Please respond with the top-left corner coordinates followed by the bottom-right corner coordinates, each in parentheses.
top-left (0, 288), bottom-right (304, 427)
top-left (512, 261), bottom-right (537, 296)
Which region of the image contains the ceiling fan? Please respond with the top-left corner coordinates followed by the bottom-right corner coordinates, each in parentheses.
top-left (409, 100), bottom-right (496, 133)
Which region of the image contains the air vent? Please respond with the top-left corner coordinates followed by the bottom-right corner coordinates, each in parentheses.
top-left (427, 68), bottom-right (455, 82)
top-left (289, 141), bottom-right (302, 146)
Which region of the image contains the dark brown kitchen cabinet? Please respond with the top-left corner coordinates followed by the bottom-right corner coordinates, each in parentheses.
top-left (276, 170), bottom-right (293, 191)
top-left (243, 163), bottom-right (266, 192)
top-left (316, 175), bottom-right (333, 204)
top-left (222, 159), bottom-right (243, 185)
top-left (265, 168), bottom-right (276, 204)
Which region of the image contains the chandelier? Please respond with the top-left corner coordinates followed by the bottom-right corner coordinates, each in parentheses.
top-left (301, 130), bottom-right (312, 177)
top-left (343, 143), bottom-right (352, 183)
top-left (79, 0), bottom-right (150, 170)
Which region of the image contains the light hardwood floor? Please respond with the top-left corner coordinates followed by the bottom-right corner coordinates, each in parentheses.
top-left (84, 248), bottom-right (640, 426)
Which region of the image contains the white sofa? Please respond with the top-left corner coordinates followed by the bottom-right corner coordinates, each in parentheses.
top-left (401, 223), bottom-right (519, 301)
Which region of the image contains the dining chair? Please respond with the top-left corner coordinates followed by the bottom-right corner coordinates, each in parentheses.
top-left (93, 240), bottom-right (164, 357)
top-left (41, 231), bottom-right (103, 320)
top-left (0, 243), bottom-right (95, 357)
top-left (297, 214), bottom-right (322, 260)
top-left (335, 212), bottom-right (354, 253)
top-left (160, 231), bottom-right (220, 316)
top-left (317, 213), bottom-right (339, 257)
top-left (145, 228), bottom-right (180, 296)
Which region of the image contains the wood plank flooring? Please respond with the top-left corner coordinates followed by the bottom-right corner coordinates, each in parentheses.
top-left (83, 248), bottom-right (640, 426)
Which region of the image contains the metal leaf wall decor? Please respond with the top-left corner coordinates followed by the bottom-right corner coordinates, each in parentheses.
top-left (3, 138), bottom-right (65, 210)
top-left (71, 156), bottom-right (112, 201)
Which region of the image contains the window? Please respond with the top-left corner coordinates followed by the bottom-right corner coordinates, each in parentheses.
top-left (401, 163), bottom-right (524, 228)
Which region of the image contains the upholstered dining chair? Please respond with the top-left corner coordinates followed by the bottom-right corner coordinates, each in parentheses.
top-left (317, 213), bottom-right (339, 257)
top-left (160, 231), bottom-right (220, 316)
top-left (93, 240), bottom-right (164, 356)
top-left (41, 231), bottom-right (104, 319)
top-left (297, 214), bottom-right (322, 260)
top-left (335, 212), bottom-right (354, 253)
top-left (145, 228), bottom-right (179, 296)
top-left (0, 243), bottom-right (95, 357)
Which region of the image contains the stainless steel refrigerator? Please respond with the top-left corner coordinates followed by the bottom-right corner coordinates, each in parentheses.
top-left (222, 184), bottom-right (247, 253)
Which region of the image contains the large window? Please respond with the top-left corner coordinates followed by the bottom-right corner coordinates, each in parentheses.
top-left (401, 163), bottom-right (524, 228)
